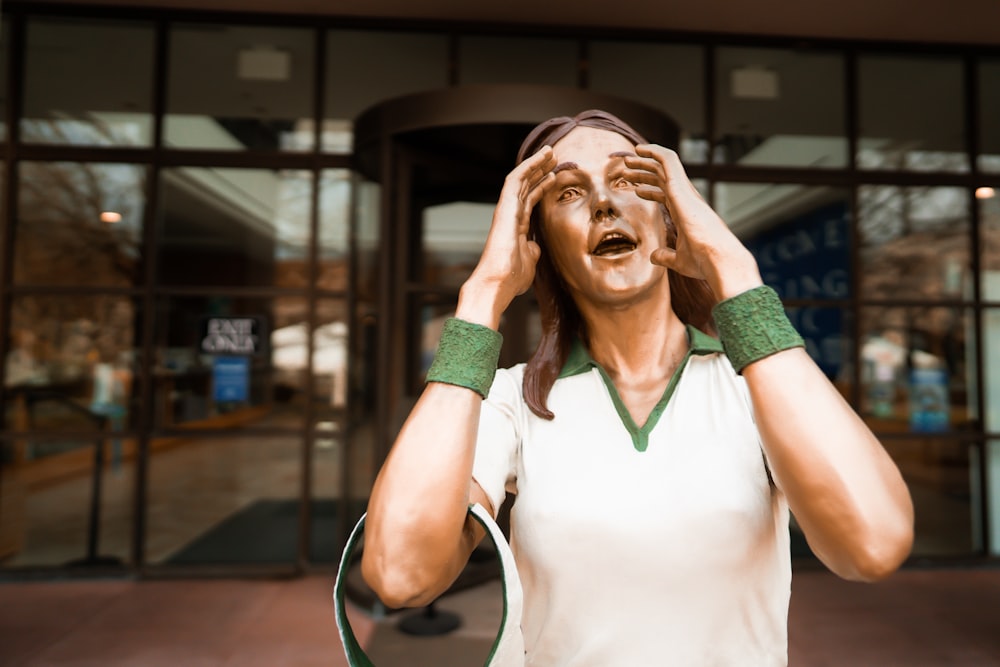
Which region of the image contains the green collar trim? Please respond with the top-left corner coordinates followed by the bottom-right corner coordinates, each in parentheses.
top-left (557, 324), bottom-right (722, 452)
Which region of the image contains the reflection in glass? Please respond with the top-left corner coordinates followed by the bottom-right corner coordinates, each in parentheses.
top-left (153, 296), bottom-right (307, 430)
top-left (147, 436), bottom-right (299, 564)
top-left (16, 162), bottom-right (146, 287)
top-left (319, 170), bottom-right (351, 291)
top-left (984, 309), bottom-right (1000, 435)
top-left (883, 437), bottom-right (975, 556)
top-left (459, 36), bottom-right (577, 86)
top-left (0, 438), bottom-right (132, 568)
top-left (304, 299), bottom-right (348, 423)
top-left (3, 295), bottom-right (140, 431)
top-left (715, 47), bottom-right (846, 168)
top-left (979, 59), bottom-right (1000, 173)
top-left (166, 25), bottom-right (314, 152)
top-left (982, 178), bottom-right (1000, 290)
top-left (157, 168), bottom-right (312, 288)
top-left (589, 41), bottom-right (706, 163)
top-left (785, 307), bottom-right (854, 395)
top-left (859, 186), bottom-right (970, 300)
top-left (858, 54), bottom-right (967, 172)
top-left (22, 18), bottom-right (154, 146)
top-left (323, 31), bottom-right (448, 153)
top-left (354, 177), bottom-right (381, 304)
top-left (418, 301), bottom-right (456, 387)
top-left (859, 307), bottom-right (974, 432)
top-left (421, 201), bottom-right (492, 288)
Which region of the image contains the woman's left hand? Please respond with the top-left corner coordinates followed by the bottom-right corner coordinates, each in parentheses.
top-left (624, 144), bottom-right (762, 301)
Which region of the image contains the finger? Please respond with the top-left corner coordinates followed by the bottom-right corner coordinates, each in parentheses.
top-left (636, 144), bottom-right (698, 196)
top-left (634, 185), bottom-right (666, 203)
top-left (525, 172), bottom-right (556, 209)
top-left (650, 247), bottom-right (677, 268)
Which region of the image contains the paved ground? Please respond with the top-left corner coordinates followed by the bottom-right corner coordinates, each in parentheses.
top-left (2, 567), bottom-right (999, 666)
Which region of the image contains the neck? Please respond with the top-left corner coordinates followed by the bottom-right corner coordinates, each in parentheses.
top-left (577, 283), bottom-right (688, 382)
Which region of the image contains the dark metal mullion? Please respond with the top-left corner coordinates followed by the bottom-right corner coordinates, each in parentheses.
top-left (845, 49), bottom-right (865, 413)
top-left (134, 17), bottom-right (170, 572)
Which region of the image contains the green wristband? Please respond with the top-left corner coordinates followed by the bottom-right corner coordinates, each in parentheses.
top-left (426, 318), bottom-right (503, 398)
top-left (712, 285), bottom-right (805, 374)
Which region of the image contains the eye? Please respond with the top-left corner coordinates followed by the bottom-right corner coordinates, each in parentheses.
top-left (557, 187), bottom-right (581, 202)
top-left (613, 176), bottom-right (634, 189)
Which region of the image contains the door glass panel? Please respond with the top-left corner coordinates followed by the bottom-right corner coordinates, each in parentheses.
top-left (421, 201), bottom-right (492, 288)
top-left (4, 295), bottom-right (141, 431)
top-left (319, 169), bottom-right (351, 291)
top-left (859, 186), bottom-right (970, 301)
top-left (858, 54), bottom-right (967, 172)
top-left (16, 162), bottom-right (146, 287)
top-left (166, 24), bottom-right (314, 152)
top-left (715, 47), bottom-right (847, 168)
top-left (22, 18), bottom-right (154, 146)
top-left (458, 35), bottom-right (577, 86)
top-left (589, 41), bottom-right (706, 163)
top-left (147, 436), bottom-right (299, 565)
top-left (153, 296), bottom-right (307, 430)
top-left (156, 168), bottom-right (312, 288)
top-left (323, 30), bottom-right (449, 153)
top-left (860, 306), bottom-right (975, 433)
top-left (1, 438), bottom-right (132, 568)
top-left (980, 59), bottom-right (1000, 173)
top-left (886, 437), bottom-right (976, 556)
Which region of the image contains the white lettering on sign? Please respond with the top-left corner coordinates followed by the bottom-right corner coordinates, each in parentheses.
top-left (202, 318), bottom-right (258, 355)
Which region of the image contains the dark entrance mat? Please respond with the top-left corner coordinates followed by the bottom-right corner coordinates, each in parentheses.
top-left (366, 623), bottom-right (494, 667)
top-left (167, 498), bottom-right (367, 564)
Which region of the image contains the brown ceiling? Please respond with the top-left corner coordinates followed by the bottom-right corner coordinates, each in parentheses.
top-left (14, 0), bottom-right (1000, 47)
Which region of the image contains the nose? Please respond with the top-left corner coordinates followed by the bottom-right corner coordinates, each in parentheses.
top-left (592, 189), bottom-right (618, 223)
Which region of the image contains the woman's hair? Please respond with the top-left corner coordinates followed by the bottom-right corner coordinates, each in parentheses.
top-left (516, 109), bottom-right (716, 420)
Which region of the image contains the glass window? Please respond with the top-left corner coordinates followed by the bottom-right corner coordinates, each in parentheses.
top-left (166, 25), bottom-right (315, 152)
top-left (319, 169), bottom-right (351, 292)
top-left (985, 309), bottom-right (1000, 435)
top-left (156, 168), bottom-right (311, 288)
top-left (589, 42), bottom-right (706, 164)
top-left (979, 59), bottom-right (1000, 173)
top-left (0, 21), bottom-right (8, 143)
top-left (421, 201), bottom-right (492, 289)
top-left (458, 35), bottom-right (577, 87)
top-left (860, 306), bottom-right (975, 433)
top-left (858, 186), bottom-right (970, 301)
top-left (1, 438), bottom-right (132, 568)
top-left (146, 436), bottom-right (300, 565)
top-left (15, 162), bottom-right (146, 287)
top-left (153, 296), bottom-right (308, 431)
top-left (323, 30), bottom-right (449, 153)
top-left (986, 441), bottom-right (1000, 554)
top-left (858, 54), bottom-right (967, 172)
top-left (715, 47), bottom-right (847, 168)
top-left (22, 18), bottom-right (154, 147)
top-left (982, 187), bottom-right (1000, 304)
top-left (886, 437), bottom-right (976, 557)
top-left (353, 176), bottom-right (381, 305)
top-left (3, 295), bottom-right (141, 431)
top-left (786, 307), bottom-right (855, 397)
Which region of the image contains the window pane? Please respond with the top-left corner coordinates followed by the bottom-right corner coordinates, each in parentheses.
top-left (1, 438), bottom-right (132, 567)
top-left (786, 307), bottom-right (855, 397)
top-left (979, 59), bottom-right (1000, 173)
top-left (319, 169), bottom-right (351, 291)
top-left (885, 437), bottom-right (975, 556)
top-left (986, 442), bottom-right (1000, 554)
top-left (323, 30), bottom-right (449, 153)
top-left (984, 308), bottom-right (1000, 433)
top-left (157, 168), bottom-right (311, 288)
top-left (858, 54), bottom-right (967, 172)
top-left (354, 176), bottom-right (380, 305)
top-left (860, 306), bottom-right (975, 433)
top-left (3, 295), bottom-right (141, 431)
top-left (166, 25), bottom-right (314, 152)
top-left (859, 186), bottom-right (970, 300)
top-left (983, 189), bottom-right (1000, 301)
top-left (458, 36), bottom-right (577, 86)
top-left (16, 162), bottom-right (146, 287)
top-left (715, 47), bottom-right (846, 168)
top-left (728, 186), bottom-right (851, 300)
top-left (421, 201), bottom-right (492, 288)
top-left (0, 21), bottom-right (8, 142)
top-left (589, 42), bottom-right (706, 164)
top-left (153, 296), bottom-right (307, 430)
top-left (22, 18), bottom-right (154, 147)
top-left (147, 436), bottom-right (299, 565)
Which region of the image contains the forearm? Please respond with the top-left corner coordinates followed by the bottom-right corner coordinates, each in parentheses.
top-left (716, 287), bottom-right (914, 580)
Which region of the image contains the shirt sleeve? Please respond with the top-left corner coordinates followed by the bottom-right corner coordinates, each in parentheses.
top-left (471, 367), bottom-right (522, 516)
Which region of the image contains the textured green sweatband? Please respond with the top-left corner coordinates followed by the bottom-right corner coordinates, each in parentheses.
top-left (426, 318), bottom-right (503, 398)
top-left (713, 285), bottom-right (805, 374)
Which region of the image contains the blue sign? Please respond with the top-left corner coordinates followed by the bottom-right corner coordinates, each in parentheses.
top-left (213, 356), bottom-right (250, 403)
top-left (909, 367), bottom-right (950, 432)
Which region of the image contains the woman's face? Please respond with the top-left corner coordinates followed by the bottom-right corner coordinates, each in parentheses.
top-left (538, 126), bottom-right (669, 308)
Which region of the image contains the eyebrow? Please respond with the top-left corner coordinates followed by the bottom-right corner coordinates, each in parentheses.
top-left (552, 152), bottom-right (636, 174)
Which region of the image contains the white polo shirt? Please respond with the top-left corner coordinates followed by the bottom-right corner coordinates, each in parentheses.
top-left (472, 326), bottom-right (791, 666)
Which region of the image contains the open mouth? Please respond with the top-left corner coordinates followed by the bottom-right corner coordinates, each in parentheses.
top-left (591, 232), bottom-right (638, 257)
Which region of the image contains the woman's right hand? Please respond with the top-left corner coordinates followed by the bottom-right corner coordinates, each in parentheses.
top-left (459, 147), bottom-right (556, 328)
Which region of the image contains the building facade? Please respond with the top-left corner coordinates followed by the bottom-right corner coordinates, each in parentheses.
top-left (1, 2), bottom-right (1000, 577)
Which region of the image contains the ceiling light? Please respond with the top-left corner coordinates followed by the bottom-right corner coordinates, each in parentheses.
top-left (976, 187), bottom-right (995, 200)
top-left (100, 211), bottom-right (122, 223)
